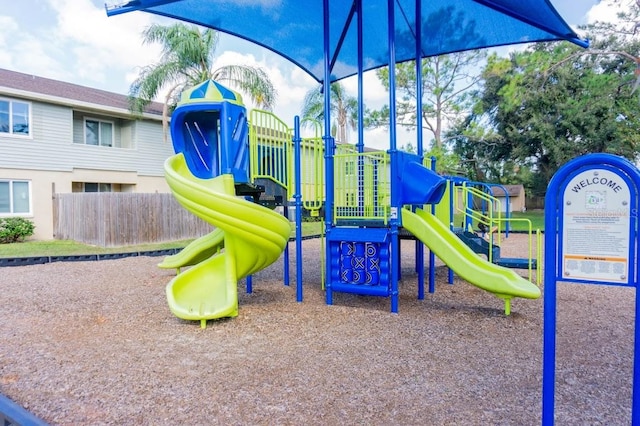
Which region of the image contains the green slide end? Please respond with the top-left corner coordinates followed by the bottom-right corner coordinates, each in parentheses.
top-left (163, 153), bottom-right (291, 326)
top-left (158, 228), bottom-right (225, 271)
top-left (401, 208), bottom-right (540, 312)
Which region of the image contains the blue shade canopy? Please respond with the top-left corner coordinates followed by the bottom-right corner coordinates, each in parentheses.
top-left (106, 0), bottom-right (588, 84)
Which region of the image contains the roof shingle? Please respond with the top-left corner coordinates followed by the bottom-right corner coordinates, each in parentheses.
top-left (0, 68), bottom-right (163, 116)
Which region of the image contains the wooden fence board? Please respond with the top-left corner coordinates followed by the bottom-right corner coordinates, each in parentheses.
top-left (53, 193), bottom-right (212, 247)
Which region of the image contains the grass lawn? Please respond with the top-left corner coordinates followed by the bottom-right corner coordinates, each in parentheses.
top-left (454, 209), bottom-right (545, 232)
top-left (0, 239), bottom-right (192, 259)
top-left (0, 214), bottom-right (545, 259)
top-left (0, 221), bottom-right (324, 259)
top-left (508, 210), bottom-right (544, 231)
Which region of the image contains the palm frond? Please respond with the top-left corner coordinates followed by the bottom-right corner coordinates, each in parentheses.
top-left (213, 65), bottom-right (276, 109)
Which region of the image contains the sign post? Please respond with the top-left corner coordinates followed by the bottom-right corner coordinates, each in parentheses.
top-left (543, 154), bottom-right (640, 425)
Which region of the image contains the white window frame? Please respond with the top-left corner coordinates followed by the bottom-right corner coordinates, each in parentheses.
top-left (0, 98), bottom-right (32, 138)
top-left (0, 180), bottom-right (33, 216)
top-left (84, 117), bottom-right (114, 147)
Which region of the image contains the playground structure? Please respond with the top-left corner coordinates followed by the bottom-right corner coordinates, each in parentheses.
top-left (159, 77), bottom-right (543, 328)
top-left (106, 0), bottom-right (589, 331)
top-left (102, 2), bottom-right (640, 424)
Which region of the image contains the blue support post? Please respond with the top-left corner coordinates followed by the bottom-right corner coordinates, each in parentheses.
top-left (322, 0), bottom-right (335, 306)
top-left (356, 0), bottom-right (364, 155)
top-left (428, 156), bottom-right (436, 293)
top-left (356, 0), bottom-right (365, 216)
top-left (448, 180), bottom-right (454, 284)
top-left (635, 286), bottom-right (640, 425)
top-left (387, 0), bottom-right (399, 313)
top-left (417, 240), bottom-right (425, 299)
top-left (493, 183), bottom-right (510, 237)
top-left (415, 0), bottom-right (425, 301)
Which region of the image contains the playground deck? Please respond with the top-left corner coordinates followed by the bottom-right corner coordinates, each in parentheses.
top-left (0, 236), bottom-right (634, 425)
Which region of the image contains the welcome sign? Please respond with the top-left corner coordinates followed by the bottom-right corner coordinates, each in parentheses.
top-left (561, 168), bottom-right (632, 284)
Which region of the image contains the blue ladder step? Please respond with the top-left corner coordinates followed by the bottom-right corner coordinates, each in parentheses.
top-left (495, 257), bottom-right (537, 269)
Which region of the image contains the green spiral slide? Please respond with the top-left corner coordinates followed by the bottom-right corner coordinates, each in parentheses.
top-left (164, 153), bottom-right (291, 327)
top-left (402, 208), bottom-right (540, 314)
top-left (158, 228), bottom-right (225, 272)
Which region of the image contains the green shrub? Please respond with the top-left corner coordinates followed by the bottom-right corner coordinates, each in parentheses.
top-left (0, 217), bottom-right (36, 244)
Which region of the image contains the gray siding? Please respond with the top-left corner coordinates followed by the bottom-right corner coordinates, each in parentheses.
top-left (134, 120), bottom-right (175, 176)
top-left (0, 97), bottom-right (173, 176)
top-left (0, 101), bottom-right (72, 170)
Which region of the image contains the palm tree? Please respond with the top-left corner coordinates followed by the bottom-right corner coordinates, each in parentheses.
top-left (129, 23), bottom-right (277, 140)
top-left (300, 83), bottom-right (358, 144)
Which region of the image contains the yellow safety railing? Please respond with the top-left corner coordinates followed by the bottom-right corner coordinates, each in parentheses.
top-left (300, 122), bottom-right (324, 213)
top-left (454, 183), bottom-right (541, 283)
top-left (249, 109), bottom-right (294, 198)
top-left (333, 149), bottom-right (390, 223)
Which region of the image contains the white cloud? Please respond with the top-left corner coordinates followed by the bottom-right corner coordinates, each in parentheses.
top-left (341, 71), bottom-right (389, 109)
top-left (0, 0), bottom-right (167, 94)
top-left (0, 15), bottom-right (19, 45)
top-left (44, 0), bottom-right (163, 90)
top-left (211, 49), bottom-right (317, 122)
top-left (586, 1), bottom-right (624, 24)
top-left (0, 16), bottom-right (18, 70)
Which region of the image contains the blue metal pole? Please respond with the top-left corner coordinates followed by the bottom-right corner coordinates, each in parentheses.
top-left (448, 179), bottom-right (454, 284)
top-left (466, 186), bottom-right (473, 230)
top-left (356, 0), bottom-right (365, 215)
top-left (633, 178), bottom-right (640, 426)
top-left (356, 0), bottom-right (364, 153)
top-left (542, 202), bottom-right (558, 426)
top-left (494, 183), bottom-right (511, 237)
top-left (387, 0), bottom-right (399, 313)
top-left (322, 0), bottom-right (335, 306)
top-left (415, 0), bottom-right (425, 301)
top-left (428, 156), bottom-right (436, 293)
top-left (294, 116), bottom-right (303, 302)
top-left (415, 2), bottom-right (423, 156)
top-left (484, 183), bottom-right (510, 237)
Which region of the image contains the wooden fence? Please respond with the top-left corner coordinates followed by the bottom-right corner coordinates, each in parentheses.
top-left (53, 193), bottom-right (212, 247)
top-left (525, 195), bottom-right (545, 210)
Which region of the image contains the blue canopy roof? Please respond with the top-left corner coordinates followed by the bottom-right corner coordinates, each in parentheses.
top-left (106, 0), bottom-right (588, 84)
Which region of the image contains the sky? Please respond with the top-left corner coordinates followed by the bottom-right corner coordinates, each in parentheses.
top-left (0, 0), bottom-right (617, 150)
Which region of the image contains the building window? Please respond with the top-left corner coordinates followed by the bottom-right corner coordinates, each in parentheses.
top-left (72, 182), bottom-right (122, 193)
top-left (0, 99), bottom-right (31, 136)
top-left (79, 182), bottom-right (112, 192)
top-left (0, 180), bottom-right (31, 215)
top-left (85, 118), bottom-right (113, 147)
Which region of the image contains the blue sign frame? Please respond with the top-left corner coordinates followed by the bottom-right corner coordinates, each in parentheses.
top-left (543, 153), bottom-right (640, 425)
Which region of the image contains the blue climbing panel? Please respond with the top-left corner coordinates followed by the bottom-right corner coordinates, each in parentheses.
top-left (327, 227), bottom-right (391, 297)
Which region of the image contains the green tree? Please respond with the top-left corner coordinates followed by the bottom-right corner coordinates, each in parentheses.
top-left (452, 40), bottom-right (640, 195)
top-left (129, 23), bottom-right (277, 140)
top-left (301, 82), bottom-right (358, 143)
top-left (556, 1), bottom-right (640, 93)
top-left (367, 51), bottom-right (486, 148)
